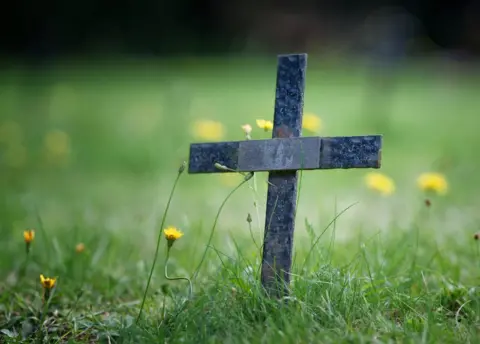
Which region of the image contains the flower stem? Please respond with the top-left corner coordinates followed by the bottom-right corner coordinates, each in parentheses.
top-left (245, 133), bottom-right (263, 234)
top-left (36, 289), bottom-right (52, 343)
top-left (19, 249), bottom-right (31, 281)
top-left (136, 168), bottom-right (183, 324)
top-left (164, 248), bottom-right (193, 298)
top-left (247, 216), bottom-right (259, 251)
top-left (191, 173), bottom-right (252, 281)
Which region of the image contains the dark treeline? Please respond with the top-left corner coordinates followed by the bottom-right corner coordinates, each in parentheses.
top-left (2, 0), bottom-right (479, 57)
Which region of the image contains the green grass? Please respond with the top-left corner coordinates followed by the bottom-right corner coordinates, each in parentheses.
top-left (1, 56), bottom-right (480, 343)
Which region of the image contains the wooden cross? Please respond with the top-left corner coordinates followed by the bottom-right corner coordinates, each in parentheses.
top-left (187, 53), bottom-right (382, 297)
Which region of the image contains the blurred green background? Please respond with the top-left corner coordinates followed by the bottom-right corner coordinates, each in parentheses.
top-left (1, 56), bottom-right (479, 255)
top-left (3, 1), bottom-right (480, 258)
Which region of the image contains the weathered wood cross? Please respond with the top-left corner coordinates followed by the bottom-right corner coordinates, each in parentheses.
top-left (187, 53), bottom-right (382, 296)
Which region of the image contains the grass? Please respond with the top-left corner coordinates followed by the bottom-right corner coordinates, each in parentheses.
top-left (1, 55), bottom-right (480, 343)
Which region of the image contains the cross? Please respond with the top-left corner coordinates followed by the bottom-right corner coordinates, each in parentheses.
top-left (187, 53), bottom-right (382, 297)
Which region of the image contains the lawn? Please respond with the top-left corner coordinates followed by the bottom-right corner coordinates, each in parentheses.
top-left (1, 56), bottom-right (480, 343)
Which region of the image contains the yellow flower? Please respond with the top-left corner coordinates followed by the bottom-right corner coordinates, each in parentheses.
top-left (163, 226), bottom-right (183, 247)
top-left (365, 172), bottom-right (395, 196)
top-left (219, 173), bottom-right (244, 187)
top-left (23, 230), bottom-right (35, 243)
top-left (417, 172), bottom-right (448, 195)
top-left (191, 120), bottom-right (225, 141)
top-left (75, 243), bottom-right (85, 253)
top-left (44, 129), bottom-right (71, 166)
top-left (44, 130), bottom-right (70, 156)
top-left (241, 124), bottom-right (252, 136)
top-left (40, 274), bottom-right (56, 289)
top-left (256, 119), bottom-right (273, 132)
top-left (302, 113), bottom-right (322, 133)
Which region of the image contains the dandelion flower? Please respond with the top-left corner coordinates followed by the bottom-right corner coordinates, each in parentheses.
top-left (23, 230), bottom-right (35, 243)
top-left (365, 172), bottom-right (395, 196)
top-left (417, 172), bottom-right (448, 195)
top-left (44, 130), bottom-right (70, 157)
top-left (163, 226), bottom-right (183, 248)
top-left (44, 129), bottom-right (71, 166)
top-left (23, 229), bottom-right (35, 254)
top-left (256, 119), bottom-right (273, 132)
top-left (241, 124), bottom-right (252, 136)
top-left (191, 120), bottom-right (225, 141)
top-left (302, 113), bottom-right (322, 133)
top-left (40, 274), bottom-right (56, 289)
top-left (75, 243), bottom-right (85, 253)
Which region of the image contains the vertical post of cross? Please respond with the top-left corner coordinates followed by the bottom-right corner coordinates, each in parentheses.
top-left (260, 53), bottom-right (307, 297)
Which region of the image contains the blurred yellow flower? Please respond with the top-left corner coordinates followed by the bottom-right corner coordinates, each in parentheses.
top-left (44, 129), bottom-right (71, 164)
top-left (40, 274), bottom-right (56, 289)
top-left (302, 113), bottom-right (322, 132)
top-left (219, 173), bottom-right (244, 187)
top-left (164, 226), bottom-right (183, 248)
top-left (365, 172), bottom-right (395, 196)
top-left (75, 243), bottom-right (85, 253)
top-left (241, 124), bottom-right (252, 136)
top-left (0, 121), bottom-right (23, 143)
top-left (417, 172), bottom-right (448, 195)
top-left (23, 229), bottom-right (35, 243)
top-left (256, 119), bottom-right (273, 132)
top-left (191, 120), bottom-right (225, 141)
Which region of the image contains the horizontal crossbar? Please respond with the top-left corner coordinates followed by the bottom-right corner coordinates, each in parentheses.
top-left (188, 135), bottom-right (382, 173)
